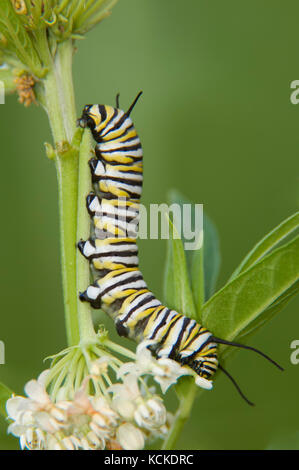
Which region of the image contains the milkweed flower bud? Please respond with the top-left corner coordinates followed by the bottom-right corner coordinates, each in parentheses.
top-left (116, 423), bottom-right (144, 450)
top-left (134, 397), bottom-right (167, 431)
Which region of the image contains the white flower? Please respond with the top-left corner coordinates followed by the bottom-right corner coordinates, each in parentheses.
top-left (152, 357), bottom-right (192, 393)
top-left (108, 368), bottom-right (168, 439)
top-left (6, 369), bottom-right (69, 449)
top-left (134, 397), bottom-right (166, 431)
top-left (122, 342), bottom-right (193, 394)
top-left (109, 374), bottom-right (140, 420)
top-left (61, 380), bottom-right (118, 445)
top-left (34, 411), bottom-right (62, 433)
top-left (116, 423), bottom-right (144, 450)
top-left (24, 369), bottom-right (51, 408)
top-left (62, 436), bottom-right (77, 450)
top-left (6, 396), bottom-right (28, 422)
top-left (135, 341), bottom-right (158, 372)
top-left (6, 342), bottom-right (173, 450)
top-left (6, 370), bottom-right (119, 450)
top-left (47, 435), bottom-right (63, 450)
top-left (91, 396), bottom-right (118, 424)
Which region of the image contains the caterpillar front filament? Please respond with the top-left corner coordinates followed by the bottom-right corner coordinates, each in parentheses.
top-left (77, 94), bottom-right (282, 404)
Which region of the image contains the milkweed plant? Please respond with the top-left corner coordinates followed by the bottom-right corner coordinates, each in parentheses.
top-left (0, 0), bottom-right (298, 451)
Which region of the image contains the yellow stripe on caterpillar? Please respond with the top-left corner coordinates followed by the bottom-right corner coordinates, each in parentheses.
top-left (118, 289), bottom-right (149, 314)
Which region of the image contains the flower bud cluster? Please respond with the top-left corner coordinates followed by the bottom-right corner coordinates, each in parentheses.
top-left (6, 338), bottom-right (184, 450)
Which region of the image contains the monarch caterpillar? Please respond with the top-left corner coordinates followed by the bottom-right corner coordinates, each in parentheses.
top-left (77, 93), bottom-right (282, 405)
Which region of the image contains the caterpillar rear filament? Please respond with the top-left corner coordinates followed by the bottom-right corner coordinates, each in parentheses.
top-left (77, 93), bottom-right (282, 405)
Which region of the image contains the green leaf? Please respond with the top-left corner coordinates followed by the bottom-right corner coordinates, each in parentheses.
top-left (163, 212), bottom-right (199, 450)
top-left (167, 189), bottom-right (221, 313)
top-left (0, 1), bottom-right (44, 77)
top-left (0, 382), bottom-right (13, 418)
top-left (202, 235), bottom-right (299, 350)
top-left (232, 279), bottom-right (299, 347)
top-left (230, 211), bottom-right (299, 281)
top-left (163, 216), bottom-right (197, 319)
top-left (163, 229), bottom-right (175, 305)
top-left (73, 0), bottom-right (119, 34)
top-left (201, 213), bottom-right (221, 301)
top-left (190, 245), bottom-right (205, 320)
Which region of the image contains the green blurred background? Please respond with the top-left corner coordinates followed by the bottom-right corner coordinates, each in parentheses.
top-left (0, 0), bottom-right (298, 450)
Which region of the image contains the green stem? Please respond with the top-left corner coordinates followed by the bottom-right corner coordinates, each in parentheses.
top-left (76, 129), bottom-right (97, 343)
top-left (37, 40), bottom-right (80, 346)
top-left (55, 152), bottom-right (79, 346)
top-left (162, 381), bottom-right (199, 450)
top-left (103, 339), bottom-right (136, 360)
top-left (53, 40), bottom-right (77, 142)
top-left (162, 240), bottom-right (206, 449)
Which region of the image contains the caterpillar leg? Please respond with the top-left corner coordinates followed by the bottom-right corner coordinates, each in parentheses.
top-left (78, 238), bottom-right (97, 259)
top-left (79, 284), bottom-right (102, 309)
top-left (86, 192), bottom-right (101, 216)
top-left (115, 319), bottom-right (129, 338)
top-left (89, 157), bottom-right (105, 182)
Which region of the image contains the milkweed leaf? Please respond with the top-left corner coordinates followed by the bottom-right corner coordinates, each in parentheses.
top-left (163, 216), bottom-right (197, 319)
top-left (202, 235), bottom-right (299, 354)
top-left (167, 190), bottom-right (221, 316)
top-left (0, 1), bottom-right (43, 77)
top-left (229, 211), bottom-right (299, 281)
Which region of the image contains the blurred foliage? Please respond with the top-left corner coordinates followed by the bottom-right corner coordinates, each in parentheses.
top-left (0, 383), bottom-right (12, 418)
top-left (0, 0), bottom-right (299, 450)
top-left (166, 189), bottom-right (221, 309)
top-left (164, 215), bottom-right (197, 320)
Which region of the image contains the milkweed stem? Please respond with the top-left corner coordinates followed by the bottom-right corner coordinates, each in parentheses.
top-left (37, 39), bottom-right (80, 346)
top-left (76, 129), bottom-right (97, 343)
top-left (162, 381), bottom-right (198, 450)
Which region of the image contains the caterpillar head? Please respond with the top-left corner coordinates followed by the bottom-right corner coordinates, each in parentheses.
top-left (178, 336), bottom-right (218, 384)
top-left (77, 104), bottom-right (103, 130)
top-left (77, 104), bottom-right (118, 142)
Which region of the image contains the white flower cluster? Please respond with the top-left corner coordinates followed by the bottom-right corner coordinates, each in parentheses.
top-left (7, 370), bottom-right (118, 450)
top-left (6, 341), bottom-right (192, 450)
